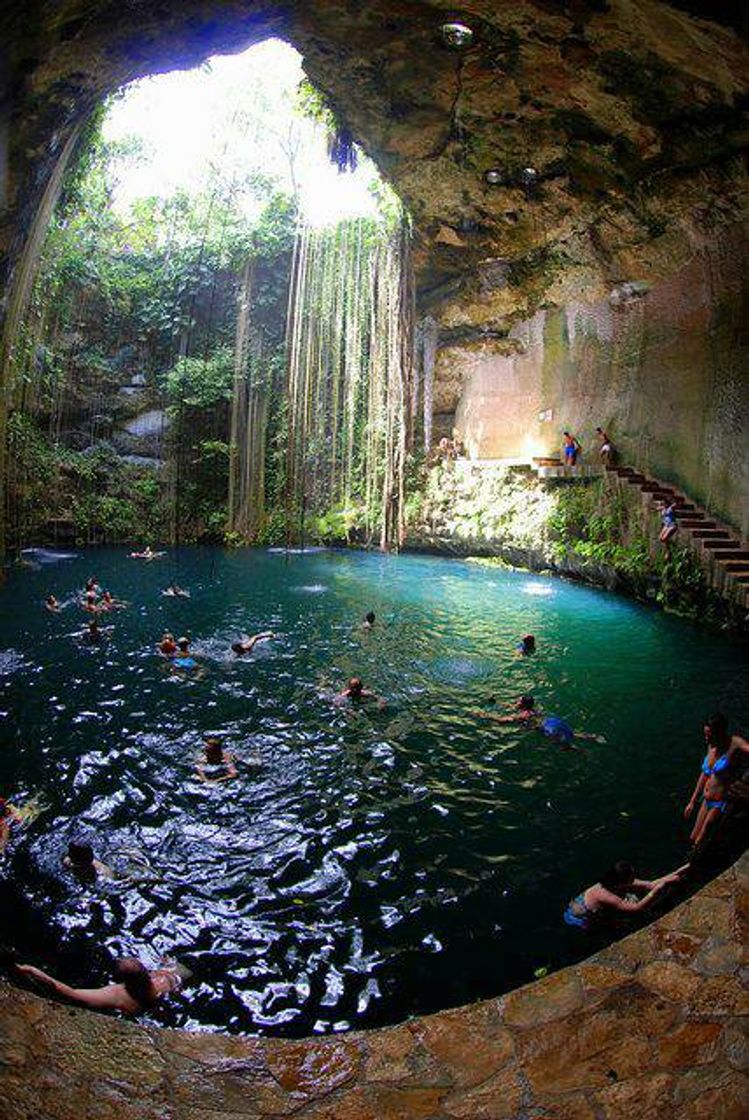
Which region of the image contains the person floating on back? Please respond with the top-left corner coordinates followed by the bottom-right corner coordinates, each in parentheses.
top-left (231, 632), bottom-right (274, 657)
top-left (15, 956), bottom-right (181, 1014)
top-left (564, 860), bottom-right (689, 929)
top-left (195, 736), bottom-right (238, 783)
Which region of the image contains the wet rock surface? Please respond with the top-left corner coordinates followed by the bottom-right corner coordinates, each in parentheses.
top-left (1, 852), bottom-right (746, 1119)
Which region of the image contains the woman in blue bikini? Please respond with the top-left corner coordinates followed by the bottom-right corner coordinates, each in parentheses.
top-left (564, 860), bottom-right (688, 929)
top-left (684, 713), bottom-right (749, 846)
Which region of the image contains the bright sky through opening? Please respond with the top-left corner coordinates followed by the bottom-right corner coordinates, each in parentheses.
top-left (103, 39), bottom-right (380, 227)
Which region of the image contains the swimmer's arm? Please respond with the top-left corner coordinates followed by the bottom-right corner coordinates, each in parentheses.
top-left (471, 711), bottom-right (523, 724)
top-left (15, 966), bottom-right (124, 1009)
top-left (597, 884), bottom-right (667, 913)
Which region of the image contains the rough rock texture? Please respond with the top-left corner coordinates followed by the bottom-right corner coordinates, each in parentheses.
top-left (1, 852), bottom-right (747, 1119)
top-left (0, 0), bottom-right (748, 552)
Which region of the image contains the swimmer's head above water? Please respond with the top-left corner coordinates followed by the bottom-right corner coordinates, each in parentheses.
top-left (364, 611), bottom-right (375, 626)
top-left (202, 736), bottom-right (224, 764)
top-left (67, 839), bottom-right (95, 870)
top-left (347, 677), bottom-right (364, 699)
top-left (517, 694), bottom-right (536, 713)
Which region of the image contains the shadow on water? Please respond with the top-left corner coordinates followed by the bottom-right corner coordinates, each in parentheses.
top-left (0, 547), bottom-right (747, 1035)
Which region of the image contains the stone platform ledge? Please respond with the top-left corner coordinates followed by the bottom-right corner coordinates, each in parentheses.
top-left (1, 854), bottom-right (747, 1120)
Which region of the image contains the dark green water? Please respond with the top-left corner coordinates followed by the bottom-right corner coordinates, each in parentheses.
top-left (1, 547), bottom-right (747, 1035)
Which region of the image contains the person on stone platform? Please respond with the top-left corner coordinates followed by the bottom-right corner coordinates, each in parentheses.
top-left (562, 431), bottom-right (581, 466)
top-left (15, 956), bottom-right (180, 1014)
top-left (596, 427), bottom-right (614, 464)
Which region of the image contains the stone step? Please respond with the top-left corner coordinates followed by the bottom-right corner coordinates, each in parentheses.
top-left (732, 573), bottom-right (749, 584)
top-left (624, 474), bottom-right (647, 484)
top-left (641, 482), bottom-right (668, 493)
top-left (691, 528), bottom-right (732, 539)
top-left (672, 504), bottom-right (696, 513)
top-left (712, 550), bottom-right (749, 561)
top-left (680, 519), bottom-right (715, 528)
top-left (722, 561), bottom-right (749, 573)
top-left (702, 538), bottom-right (741, 551)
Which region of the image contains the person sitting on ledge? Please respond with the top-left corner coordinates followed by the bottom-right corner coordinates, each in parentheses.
top-left (564, 860), bottom-right (689, 929)
top-left (44, 594), bottom-right (60, 613)
top-left (15, 956), bottom-right (181, 1014)
top-left (517, 634), bottom-right (536, 656)
top-left (231, 632), bottom-right (274, 656)
top-left (195, 736), bottom-right (238, 783)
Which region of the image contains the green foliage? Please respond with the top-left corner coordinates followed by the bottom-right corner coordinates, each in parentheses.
top-left (165, 348), bottom-right (234, 408)
top-left (307, 502), bottom-right (365, 544)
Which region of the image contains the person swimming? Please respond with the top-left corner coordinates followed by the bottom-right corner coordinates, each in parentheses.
top-left (82, 589), bottom-right (99, 613)
top-left (45, 594), bottom-right (60, 613)
top-left (100, 590), bottom-right (126, 611)
top-left (362, 611), bottom-right (376, 631)
top-left (85, 577), bottom-right (99, 593)
top-left (80, 617), bottom-right (109, 644)
top-left (517, 634), bottom-right (536, 655)
top-left (195, 736), bottom-right (238, 783)
top-left (158, 632), bottom-right (178, 657)
top-left (474, 696), bottom-right (604, 745)
top-left (564, 860), bottom-right (688, 929)
top-left (15, 956), bottom-right (181, 1015)
top-left (336, 676), bottom-right (384, 708)
top-left (172, 637), bottom-right (197, 669)
top-left (231, 632), bottom-right (274, 656)
top-left (162, 583), bottom-right (190, 598)
top-left (64, 840), bottom-right (112, 882)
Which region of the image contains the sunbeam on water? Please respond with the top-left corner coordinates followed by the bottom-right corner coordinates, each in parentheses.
top-left (0, 547), bottom-right (747, 1036)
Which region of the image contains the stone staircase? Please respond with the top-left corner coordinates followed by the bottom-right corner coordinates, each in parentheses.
top-left (527, 455), bottom-right (748, 610)
top-left (605, 464), bottom-right (749, 610)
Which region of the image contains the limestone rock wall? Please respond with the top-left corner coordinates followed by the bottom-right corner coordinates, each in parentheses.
top-left (437, 221), bottom-right (749, 537)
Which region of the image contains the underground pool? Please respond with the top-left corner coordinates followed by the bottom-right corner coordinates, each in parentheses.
top-left (0, 547), bottom-right (747, 1036)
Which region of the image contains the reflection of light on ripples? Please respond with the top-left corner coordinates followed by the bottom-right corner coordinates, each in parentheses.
top-left (522, 582), bottom-right (554, 597)
top-left (0, 545), bottom-right (744, 1039)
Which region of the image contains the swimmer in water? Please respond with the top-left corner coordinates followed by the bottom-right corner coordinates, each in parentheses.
top-left (100, 590), bottom-right (127, 611)
top-left (63, 840), bottom-right (113, 882)
top-left (162, 583), bottom-right (190, 598)
top-left (564, 860), bottom-right (689, 929)
top-left (15, 956), bottom-right (181, 1015)
top-left (195, 736), bottom-right (238, 783)
top-left (82, 589), bottom-right (99, 613)
top-left (517, 634), bottom-right (536, 656)
top-left (80, 617), bottom-right (109, 644)
top-left (159, 632), bottom-right (178, 657)
top-left (336, 676), bottom-right (385, 708)
top-left (170, 637), bottom-right (203, 675)
top-left (45, 594), bottom-right (60, 613)
top-left (231, 632), bottom-right (274, 657)
top-left (474, 695), bottom-right (604, 745)
top-left (0, 798), bottom-right (23, 854)
top-left (85, 577), bottom-right (99, 593)
top-left (362, 611), bottom-right (376, 631)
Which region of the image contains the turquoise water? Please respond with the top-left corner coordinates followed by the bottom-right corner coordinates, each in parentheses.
top-left (1, 547), bottom-right (747, 1035)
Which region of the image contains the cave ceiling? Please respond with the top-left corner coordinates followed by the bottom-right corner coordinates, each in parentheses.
top-left (0, 0), bottom-right (747, 335)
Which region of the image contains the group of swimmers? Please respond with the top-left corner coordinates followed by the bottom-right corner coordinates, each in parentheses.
top-left (3, 581), bottom-right (746, 1016)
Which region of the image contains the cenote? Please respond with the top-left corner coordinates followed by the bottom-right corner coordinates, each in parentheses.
top-left (1, 547), bottom-right (747, 1036)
